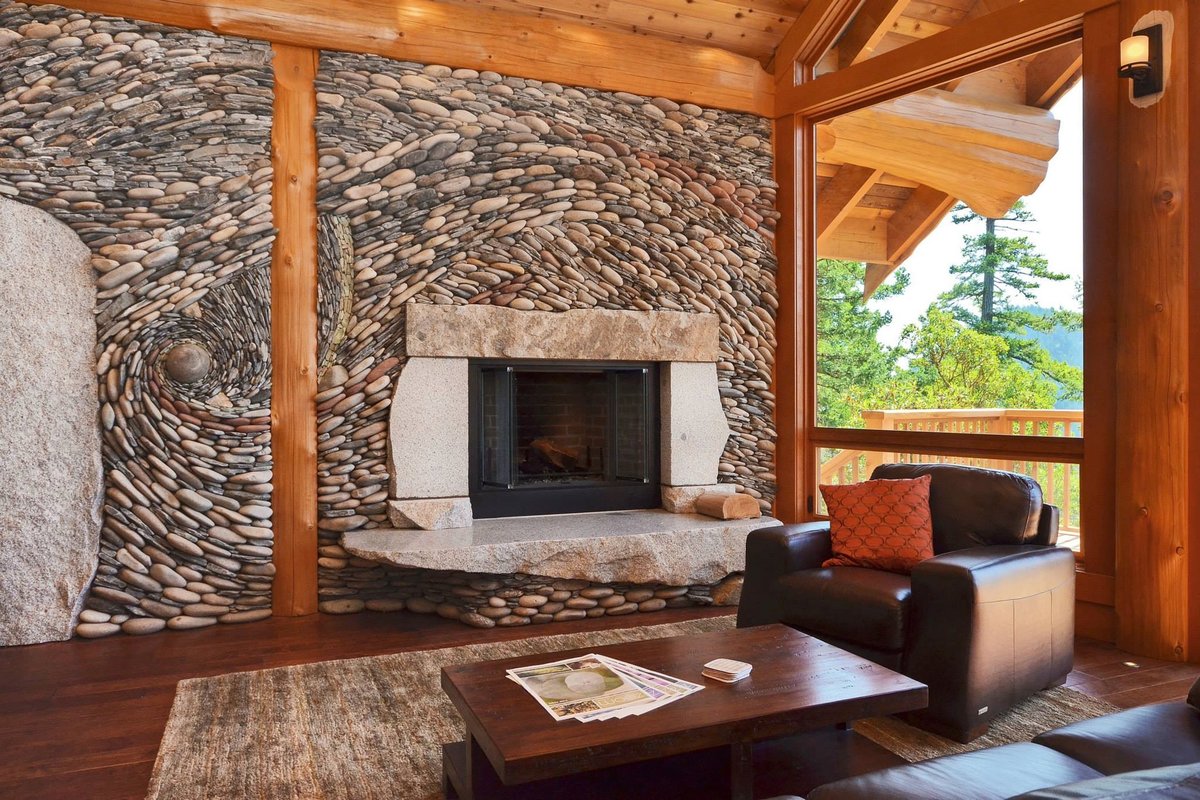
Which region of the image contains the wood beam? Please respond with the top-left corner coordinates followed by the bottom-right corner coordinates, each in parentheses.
top-left (886, 184), bottom-right (957, 263)
top-left (61, 0), bottom-right (774, 115)
top-left (778, 0), bottom-right (1110, 118)
top-left (270, 44), bottom-right (320, 617)
top-left (1114, 0), bottom-right (1192, 661)
top-left (817, 164), bottom-right (882, 241)
top-left (1025, 40), bottom-right (1083, 107)
top-left (837, 0), bottom-right (914, 69)
top-left (773, 0), bottom-right (866, 86)
top-left (816, 87), bottom-right (1059, 217)
top-left (861, 263), bottom-right (894, 299)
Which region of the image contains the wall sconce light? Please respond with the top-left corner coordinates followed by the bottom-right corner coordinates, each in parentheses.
top-left (1118, 24), bottom-right (1163, 98)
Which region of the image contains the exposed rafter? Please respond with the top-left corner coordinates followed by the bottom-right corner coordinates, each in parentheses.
top-left (817, 165), bottom-right (883, 241)
top-left (837, 0), bottom-right (915, 68)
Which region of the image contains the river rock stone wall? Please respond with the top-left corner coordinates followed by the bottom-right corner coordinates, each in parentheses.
top-left (312, 52), bottom-right (779, 610)
top-left (0, 2), bottom-right (276, 639)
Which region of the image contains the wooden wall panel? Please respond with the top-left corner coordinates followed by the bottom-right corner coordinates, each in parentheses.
top-left (1114, 0), bottom-right (1191, 660)
top-left (61, 0), bottom-right (773, 115)
top-left (270, 44), bottom-right (320, 617)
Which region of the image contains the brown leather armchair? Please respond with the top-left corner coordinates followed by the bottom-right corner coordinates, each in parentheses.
top-left (738, 463), bottom-right (1076, 742)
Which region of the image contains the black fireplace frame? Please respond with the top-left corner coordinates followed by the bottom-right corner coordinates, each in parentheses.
top-left (468, 359), bottom-right (661, 518)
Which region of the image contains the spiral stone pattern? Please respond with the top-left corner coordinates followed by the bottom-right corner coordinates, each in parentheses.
top-left (0, 2), bottom-right (276, 638)
top-left (312, 53), bottom-right (779, 612)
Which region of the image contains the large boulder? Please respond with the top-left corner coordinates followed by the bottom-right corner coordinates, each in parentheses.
top-left (0, 198), bottom-right (101, 645)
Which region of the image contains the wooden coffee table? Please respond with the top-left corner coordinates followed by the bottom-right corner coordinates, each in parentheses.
top-left (441, 623), bottom-right (927, 799)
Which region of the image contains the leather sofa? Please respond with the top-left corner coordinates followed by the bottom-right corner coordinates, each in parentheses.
top-left (738, 463), bottom-right (1076, 741)
top-left (801, 676), bottom-right (1200, 798)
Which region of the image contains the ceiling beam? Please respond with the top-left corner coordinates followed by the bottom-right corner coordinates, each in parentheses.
top-left (60, 0), bottom-right (774, 115)
top-left (837, 0), bottom-right (915, 69)
top-left (817, 164), bottom-right (883, 241)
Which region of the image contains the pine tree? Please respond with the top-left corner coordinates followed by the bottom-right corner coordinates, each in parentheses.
top-left (816, 259), bottom-right (908, 428)
top-left (937, 201), bottom-right (1082, 401)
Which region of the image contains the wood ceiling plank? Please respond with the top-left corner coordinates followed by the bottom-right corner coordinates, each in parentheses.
top-left (62, 0), bottom-right (774, 115)
top-left (604, 0), bottom-right (786, 58)
top-left (817, 164), bottom-right (883, 240)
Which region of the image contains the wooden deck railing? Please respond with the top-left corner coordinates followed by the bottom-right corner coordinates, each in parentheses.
top-left (819, 409), bottom-right (1083, 535)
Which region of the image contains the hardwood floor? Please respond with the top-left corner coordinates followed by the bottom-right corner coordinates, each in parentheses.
top-left (0, 609), bottom-right (1196, 800)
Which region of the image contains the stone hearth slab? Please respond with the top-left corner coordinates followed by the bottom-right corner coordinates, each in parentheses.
top-left (341, 509), bottom-right (778, 586)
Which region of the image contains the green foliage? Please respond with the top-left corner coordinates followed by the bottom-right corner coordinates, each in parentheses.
top-left (846, 308), bottom-right (1060, 412)
top-left (937, 202), bottom-right (1082, 401)
top-left (815, 259), bottom-right (907, 428)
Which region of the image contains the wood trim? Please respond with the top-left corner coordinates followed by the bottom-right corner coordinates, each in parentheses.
top-left (773, 0), bottom-right (866, 86)
top-left (1079, 5), bottom-right (1119, 580)
top-left (776, 0), bottom-right (1115, 118)
top-left (772, 114), bottom-right (804, 521)
top-left (61, 0), bottom-right (773, 115)
top-left (1191, 0), bottom-right (1200, 665)
top-left (808, 427), bottom-right (1085, 463)
top-left (1114, 0), bottom-right (1191, 662)
top-left (270, 44), bottom-right (320, 617)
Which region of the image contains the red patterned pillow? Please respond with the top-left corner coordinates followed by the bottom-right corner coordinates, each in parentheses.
top-left (819, 475), bottom-right (934, 573)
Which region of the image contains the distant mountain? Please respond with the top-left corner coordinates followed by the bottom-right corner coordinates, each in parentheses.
top-left (1019, 305), bottom-right (1083, 410)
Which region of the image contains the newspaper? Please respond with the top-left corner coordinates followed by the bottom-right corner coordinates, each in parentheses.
top-left (507, 653), bottom-right (703, 722)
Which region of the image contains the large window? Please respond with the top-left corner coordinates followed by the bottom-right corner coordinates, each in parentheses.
top-left (792, 14), bottom-right (1106, 561)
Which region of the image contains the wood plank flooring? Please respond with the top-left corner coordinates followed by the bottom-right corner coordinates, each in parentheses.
top-left (0, 608), bottom-right (1196, 800)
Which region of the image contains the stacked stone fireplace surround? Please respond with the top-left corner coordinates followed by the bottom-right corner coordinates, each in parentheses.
top-left (0, 1), bottom-right (778, 641)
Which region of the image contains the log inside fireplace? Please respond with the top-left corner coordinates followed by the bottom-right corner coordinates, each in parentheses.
top-left (468, 360), bottom-right (661, 518)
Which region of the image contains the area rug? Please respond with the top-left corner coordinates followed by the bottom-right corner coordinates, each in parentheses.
top-left (854, 686), bottom-right (1117, 762)
top-left (147, 617), bottom-right (1115, 799)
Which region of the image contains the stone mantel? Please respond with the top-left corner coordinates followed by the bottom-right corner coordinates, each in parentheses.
top-left (342, 509), bottom-right (777, 586)
top-left (404, 304), bottom-right (721, 362)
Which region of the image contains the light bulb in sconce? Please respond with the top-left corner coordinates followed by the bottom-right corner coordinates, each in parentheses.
top-left (1119, 34), bottom-right (1151, 74)
top-left (1118, 25), bottom-right (1163, 98)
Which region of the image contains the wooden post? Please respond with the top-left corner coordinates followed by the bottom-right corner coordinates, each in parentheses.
top-left (1113, 0), bottom-right (1192, 660)
top-left (270, 44), bottom-right (320, 617)
top-left (772, 113), bottom-right (805, 521)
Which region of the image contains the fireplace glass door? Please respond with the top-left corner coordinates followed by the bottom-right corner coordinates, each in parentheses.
top-left (469, 361), bottom-right (661, 518)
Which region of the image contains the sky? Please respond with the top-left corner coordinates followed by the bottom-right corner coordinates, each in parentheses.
top-left (869, 82), bottom-right (1084, 344)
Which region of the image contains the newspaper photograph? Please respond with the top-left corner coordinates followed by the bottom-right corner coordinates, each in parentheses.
top-left (507, 654), bottom-right (657, 721)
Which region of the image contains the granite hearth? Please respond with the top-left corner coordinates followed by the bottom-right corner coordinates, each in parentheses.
top-left (342, 509), bottom-right (777, 586)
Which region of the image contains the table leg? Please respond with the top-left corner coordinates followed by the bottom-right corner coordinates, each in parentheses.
top-left (730, 739), bottom-right (754, 800)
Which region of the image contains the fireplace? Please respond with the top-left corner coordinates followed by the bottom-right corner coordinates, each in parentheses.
top-left (468, 360), bottom-right (661, 518)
